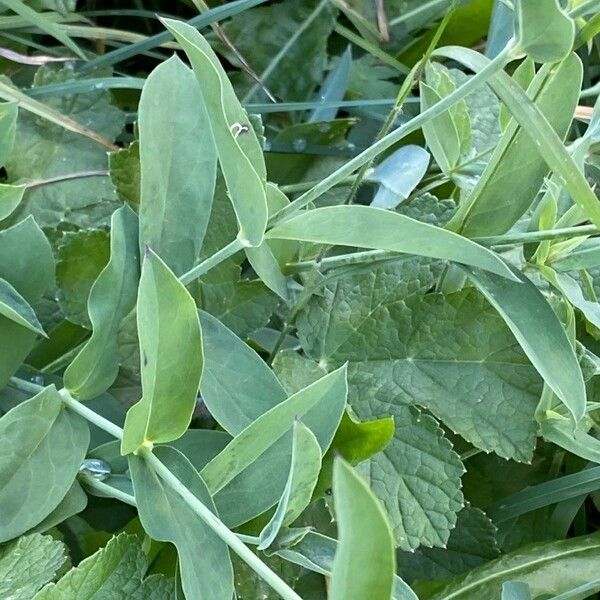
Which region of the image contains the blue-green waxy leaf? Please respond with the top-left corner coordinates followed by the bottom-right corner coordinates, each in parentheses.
top-left (502, 582), bottom-right (532, 600)
top-left (64, 205), bottom-right (139, 400)
top-left (129, 446), bottom-right (233, 600)
top-left (0, 216), bottom-right (54, 389)
top-left (161, 18), bottom-right (268, 247)
top-left (121, 249), bottom-right (203, 454)
top-left (448, 54), bottom-right (581, 237)
top-left (552, 239), bottom-right (600, 271)
top-left (267, 206), bottom-right (517, 280)
top-left (514, 0), bottom-right (575, 63)
top-left (245, 243), bottom-right (289, 301)
top-left (465, 267), bottom-right (586, 422)
top-left (138, 55), bottom-right (217, 277)
top-left (329, 458), bottom-right (396, 600)
top-left (0, 184), bottom-right (24, 220)
top-left (0, 386), bottom-right (89, 542)
top-left (203, 366), bottom-right (347, 526)
top-left (258, 421), bottom-right (322, 550)
top-left (0, 277), bottom-right (45, 336)
top-left (0, 101), bottom-right (17, 167)
top-left (199, 310), bottom-right (286, 434)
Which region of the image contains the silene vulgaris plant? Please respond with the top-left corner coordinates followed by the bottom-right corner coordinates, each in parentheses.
top-left (3, 0), bottom-right (600, 598)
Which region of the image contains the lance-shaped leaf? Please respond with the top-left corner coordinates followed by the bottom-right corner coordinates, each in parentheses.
top-left (448, 54), bottom-right (581, 237)
top-left (0, 216), bottom-right (54, 389)
top-left (64, 205), bottom-right (139, 400)
top-left (162, 18), bottom-right (268, 247)
top-left (138, 55), bottom-right (217, 277)
top-left (0, 386), bottom-right (89, 542)
top-left (121, 249), bottom-right (203, 454)
top-left (0, 276), bottom-right (45, 336)
top-left (465, 267), bottom-right (586, 423)
top-left (514, 0), bottom-right (575, 63)
top-left (203, 366), bottom-right (347, 526)
top-left (129, 446), bottom-right (234, 600)
top-left (0, 100), bottom-right (17, 167)
top-left (329, 458), bottom-right (396, 600)
top-left (245, 243), bottom-right (289, 300)
top-left (267, 206), bottom-right (517, 280)
top-left (425, 532), bottom-right (600, 600)
top-left (258, 421), bottom-right (322, 549)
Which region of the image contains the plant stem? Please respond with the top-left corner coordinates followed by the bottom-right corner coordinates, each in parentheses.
top-left (280, 173), bottom-right (361, 194)
top-left (141, 449), bottom-right (303, 600)
top-left (79, 473), bottom-right (137, 506)
top-left (25, 170), bottom-right (109, 190)
top-left (475, 225), bottom-right (600, 246)
top-left (270, 43), bottom-right (514, 226)
top-left (179, 238), bottom-right (244, 285)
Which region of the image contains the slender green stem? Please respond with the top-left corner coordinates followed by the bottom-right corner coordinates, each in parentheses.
top-left (475, 225), bottom-right (600, 247)
top-left (389, 0), bottom-right (450, 26)
top-left (58, 388), bottom-right (125, 440)
top-left (79, 473), bottom-right (137, 506)
top-left (280, 173), bottom-right (362, 194)
top-left (141, 449), bottom-right (303, 600)
top-left (179, 238), bottom-right (244, 286)
top-left (26, 170), bottom-right (109, 190)
top-left (270, 44), bottom-right (514, 226)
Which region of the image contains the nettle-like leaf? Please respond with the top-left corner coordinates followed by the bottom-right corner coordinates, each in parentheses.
top-left (35, 534), bottom-right (174, 599)
top-left (0, 386), bottom-right (89, 542)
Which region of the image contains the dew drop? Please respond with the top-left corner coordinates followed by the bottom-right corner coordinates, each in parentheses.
top-left (30, 375), bottom-right (44, 386)
top-left (79, 458), bottom-right (111, 481)
top-left (292, 138), bottom-right (307, 152)
top-left (317, 122), bottom-right (330, 133)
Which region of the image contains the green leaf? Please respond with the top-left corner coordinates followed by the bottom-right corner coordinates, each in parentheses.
top-left (35, 533), bottom-right (175, 599)
top-left (552, 238), bottom-right (600, 271)
top-left (329, 457), bottom-right (396, 600)
top-left (499, 58), bottom-right (534, 133)
top-left (0, 183), bottom-right (25, 221)
top-left (56, 229), bottom-right (110, 328)
top-left (6, 66), bottom-right (124, 230)
top-left (221, 0), bottom-right (336, 102)
top-left (245, 243), bottom-right (289, 301)
top-left (425, 532), bottom-right (600, 600)
top-left (28, 481), bottom-right (87, 534)
top-left (420, 83), bottom-right (461, 175)
top-left (121, 249), bottom-right (203, 454)
top-left (0, 277), bottom-right (46, 336)
top-left (199, 310), bottom-right (286, 434)
top-left (162, 18), bottom-right (268, 247)
top-left (258, 421), bottom-right (322, 550)
top-left (203, 366), bottom-right (347, 526)
top-left (129, 446), bottom-right (234, 600)
top-left (0, 216), bottom-right (54, 388)
top-left (438, 48), bottom-right (600, 230)
top-left (267, 206), bottom-right (517, 280)
top-left (465, 267), bottom-right (586, 422)
top-left (0, 0), bottom-right (85, 59)
top-left (448, 54), bottom-right (581, 236)
top-left (0, 101), bottom-right (17, 167)
top-left (501, 582), bottom-right (532, 600)
top-left (138, 55), bottom-right (217, 277)
top-left (109, 142), bottom-right (140, 211)
top-left (397, 506), bottom-right (500, 585)
top-left (64, 205), bottom-right (139, 400)
top-left (0, 385), bottom-right (89, 542)
top-left (0, 533), bottom-right (66, 600)
top-left (514, 0), bottom-right (575, 63)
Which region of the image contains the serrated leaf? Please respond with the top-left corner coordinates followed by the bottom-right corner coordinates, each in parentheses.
top-left (129, 446), bottom-right (234, 600)
top-left (329, 457), bottom-right (396, 600)
top-left (258, 421), bottom-right (322, 549)
top-left (0, 216), bottom-right (54, 388)
top-left (0, 385), bottom-right (89, 542)
top-left (6, 66), bottom-right (124, 230)
top-left (203, 366), bottom-right (347, 527)
top-left (138, 56), bottom-right (217, 277)
top-left (121, 249), bottom-right (203, 454)
top-left (109, 142), bottom-right (140, 210)
top-left (0, 276), bottom-right (46, 336)
top-left (56, 229), bottom-right (110, 328)
top-left (64, 205), bottom-right (139, 400)
top-left (0, 533), bottom-right (66, 600)
top-left (162, 19), bottom-right (268, 247)
top-left (267, 206), bottom-right (517, 280)
top-left (35, 533), bottom-right (175, 599)
top-left (425, 532), bottom-right (600, 600)
top-left (465, 267), bottom-right (586, 423)
top-left (397, 506), bottom-right (500, 584)
top-left (514, 0), bottom-right (575, 63)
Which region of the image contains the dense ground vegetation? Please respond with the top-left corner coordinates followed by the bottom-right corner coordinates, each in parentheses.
top-left (1, 0), bottom-right (600, 598)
